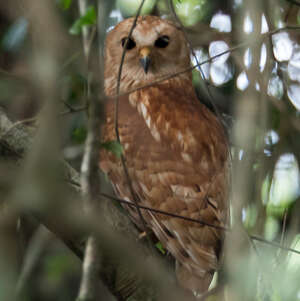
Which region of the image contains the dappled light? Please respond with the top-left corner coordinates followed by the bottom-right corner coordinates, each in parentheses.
top-left (272, 32), bottom-right (293, 62)
top-left (0, 0), bottom-right (300, 300)
top-left (210, 12), bottom-right (232, 33)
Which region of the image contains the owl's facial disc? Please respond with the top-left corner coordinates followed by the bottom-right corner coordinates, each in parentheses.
top-left (139, 47), bottom-right (151, 74)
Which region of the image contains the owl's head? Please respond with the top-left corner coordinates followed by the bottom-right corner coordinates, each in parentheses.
top-left (104, 16), bottom-right (191, 94)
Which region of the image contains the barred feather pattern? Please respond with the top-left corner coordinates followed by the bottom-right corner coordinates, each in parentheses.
top-left (100, 16), bottom-right (229, 294)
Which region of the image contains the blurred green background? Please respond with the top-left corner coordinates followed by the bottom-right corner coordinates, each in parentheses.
top-left (0, 0), bottom-right (299, 300)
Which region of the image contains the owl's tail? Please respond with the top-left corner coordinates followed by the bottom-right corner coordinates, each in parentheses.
top-left (176, 262), bottom-right (214, 295)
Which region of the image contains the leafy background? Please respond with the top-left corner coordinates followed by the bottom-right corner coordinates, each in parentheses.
top-left (0, 0), bottom-right (300, 300)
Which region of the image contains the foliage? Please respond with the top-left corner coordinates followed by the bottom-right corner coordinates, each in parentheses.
top-left (57, 0), bottom-right (73, 10)
top-left (101, 140), bottom-right (123, 158)
top-left (117, 0), bottom-right (157, 18)
top-left (0, 0), bottom-right (300, 300)
top-left (69, 5), bottom-right (97, 35)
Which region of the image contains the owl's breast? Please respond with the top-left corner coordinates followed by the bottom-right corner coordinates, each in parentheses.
top-left (101, 80), bottom-right (228, 172)
top-left (101, 93), bottom-right (161, 159)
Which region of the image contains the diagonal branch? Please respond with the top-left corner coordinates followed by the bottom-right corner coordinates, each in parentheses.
top-left (77, 0), bottom-right (110, 300)
top-left (0, 90), bottom-right (194, 301)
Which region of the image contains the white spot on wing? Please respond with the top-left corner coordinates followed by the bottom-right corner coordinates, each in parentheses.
top-left (165, 122), bottom-right (170, 132)
top-left (150, 125), bottom-right (161, 142)
top-left (186, 128), bottom-right (197, 146)
top-left (177, 131), bottom-right (183, 142)
top-left (146, 116), bottom-right (151, 128)
top-left (181, 152), bottom-right (192, 163)
top-left (137, 103), bottom-right (160, 142)
top-left (171, 185), bottom-right (198, 199)
top-left (140, 103), bottom-right (147, 119)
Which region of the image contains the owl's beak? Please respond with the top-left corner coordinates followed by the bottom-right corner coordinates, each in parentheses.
top-left (139, 47), bottom-right (151, 74)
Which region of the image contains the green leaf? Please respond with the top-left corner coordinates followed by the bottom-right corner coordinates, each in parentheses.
top-left (173, 0), bottom-right (212, 27)
top-left (57, 0), bottom-right (72, 10)
top-left (101, 140), bottom-right (123, 158)
top-left (155, 242), bottom-right (166, 255)
top-left (157, 0), bottom-right (212, 26)
top-left (72, 126), bottom-right (87, 143)
top-left (69, 6), bottom-right (97, 35)
top-left (117, 0), bottom-right (157, 18)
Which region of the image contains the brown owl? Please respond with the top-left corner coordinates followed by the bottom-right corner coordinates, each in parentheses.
top-left (100, 15), bottom-right (229, 294)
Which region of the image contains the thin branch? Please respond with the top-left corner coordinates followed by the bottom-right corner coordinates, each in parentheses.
top-left (64, 182), bottom-right (300, 257)
top-left (114, 0), bottom-right (152, 245)
top-left (280, 209), bottom-right (288, 247)
top-left (4, 25), bottom-right (300, 139)
top-left (16, 226), bottom-right (53, 295)
top-left (109, 25), bottom-right (300, 100)
top-left (98, 192), bottom-right (300, 256)
top-left (168, 0), bottom-right (234, 218)
top-left (0, 107), bottom-right (164, 300)
top-left (2, 105), bottom-right (87, 135)
top-left (77, 0), bottom-right (105, 300)
top-left (62, 100), bottom-right (79, 112)
top-left (60, 105), bottom-right (87, 116)
top-left (100, 192), bottom-right (230, 231)
top-left (1, 104), bottom-right (300, 300)
top-left (251, 235), bottom-right (300, 255)
top-left (168, 0), bottom-right (220, 117)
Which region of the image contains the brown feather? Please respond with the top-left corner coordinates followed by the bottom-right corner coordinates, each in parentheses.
top-left (101, 16), bottom-right (229, 294)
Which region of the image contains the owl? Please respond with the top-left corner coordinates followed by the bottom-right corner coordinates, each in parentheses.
top-left (100, 15), bottom-right (229, 294)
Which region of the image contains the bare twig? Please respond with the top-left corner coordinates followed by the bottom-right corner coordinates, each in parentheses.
top-left (2, 106), bottom-right (299, 259)
top-left (62, 100), bottom-right (79, 112)
top-left (98, 192), bottom-right (300, 256)
top-left (60, 105), bottom-right (88, 116)
top-left (2, 105), bottom-right (87, 135)
top-left (100, 192), bottom-right (230, 231)
top-left (1, 106), bottom-right (300, 301)
top-left (168, 0), bottom-right (221, 118)
top-left (16, 226), bottom-right (53, 295)
top-left (78, 0), bottom-right (92, 60)
top-left (109, 25), bottom-right (300, 100)
top-left (280, 209), bottom-right (288, 247)
top-left (76, 0), bottom-right (106, 300)
top-left (251, 235), bottom-right (300, 255)
top-left (114, 0), bottom-right (152, 245)
top-left (0, 105), bottom-right (137, 300)
top-left (4, 25), bottom-right (300, 139)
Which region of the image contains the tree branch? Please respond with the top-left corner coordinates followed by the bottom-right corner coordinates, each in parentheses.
top-left (0, 107), bottom-right (194, 301)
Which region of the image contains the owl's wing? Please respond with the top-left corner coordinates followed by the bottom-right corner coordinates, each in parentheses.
top-left (107, 140), bottom-right (229, 294)
top-left (100, 87), bottom-right (229, 293)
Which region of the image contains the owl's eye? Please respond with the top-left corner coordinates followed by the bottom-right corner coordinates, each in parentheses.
top-left (154, 35), bottom-right (170, 48)
top-left (121, 37), bottom-right (136, 50)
